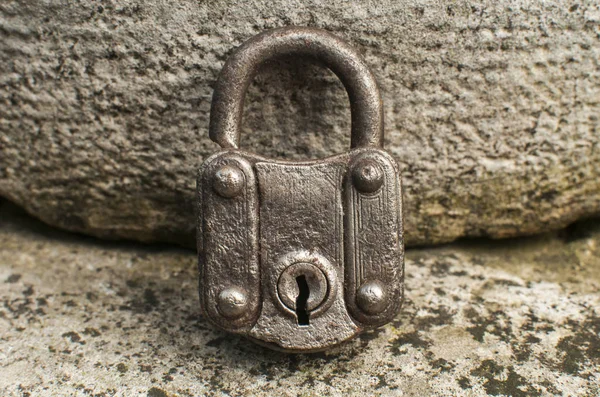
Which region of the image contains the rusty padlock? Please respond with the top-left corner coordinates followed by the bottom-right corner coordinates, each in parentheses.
top-left (197, 27), bottom-right (404, 352)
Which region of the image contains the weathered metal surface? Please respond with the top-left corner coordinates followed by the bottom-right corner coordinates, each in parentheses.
top-left (199, 154), bottom-right (260, 332)
top-left (344, 150), bottom-right (404, 326)
top-left (197, 26), bottom-right (404, 352)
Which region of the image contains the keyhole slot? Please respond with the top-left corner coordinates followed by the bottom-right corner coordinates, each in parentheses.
top-left (295, 275), bottom-right (310, 326)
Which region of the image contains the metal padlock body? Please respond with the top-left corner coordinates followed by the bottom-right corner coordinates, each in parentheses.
top-left (197, 27), bottom-right (404, 352)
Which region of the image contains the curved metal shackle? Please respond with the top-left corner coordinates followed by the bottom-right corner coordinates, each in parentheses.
top-left (209, 26), bottom-right (384, 149)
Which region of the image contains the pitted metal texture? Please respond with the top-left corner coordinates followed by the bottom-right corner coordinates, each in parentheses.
top-left (197, 26), bottom-right (404, 352)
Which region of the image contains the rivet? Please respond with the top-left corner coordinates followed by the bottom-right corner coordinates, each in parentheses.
top-left (356, 280), bottom-right (387, 315)
top-left (352, 159), bottom-right (383, 193)
top-left (213, 165), bottom-right (244, 198)
top-left (217, 286), bottom-right (248, 319)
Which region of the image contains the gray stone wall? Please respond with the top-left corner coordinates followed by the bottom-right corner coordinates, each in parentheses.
top-left (1, 0), bottom-right (599, 246)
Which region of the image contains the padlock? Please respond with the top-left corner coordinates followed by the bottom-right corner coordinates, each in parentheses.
top-left (197, 27), bottom-right (404, 352)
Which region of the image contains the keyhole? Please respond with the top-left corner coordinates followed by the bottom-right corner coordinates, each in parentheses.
top-left (295, 275), bottom-right (310, 326)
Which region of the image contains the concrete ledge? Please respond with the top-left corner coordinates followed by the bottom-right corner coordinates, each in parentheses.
top-left (0, 200), bottom-right (599, 396)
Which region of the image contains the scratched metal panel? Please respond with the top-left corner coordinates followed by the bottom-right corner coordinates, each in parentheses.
top-left (256, 162), bottom-right (345, 269)
top-left (344, 150), bottom-right (404, 326)
top-left (198, 153), bottom-right (260, 331)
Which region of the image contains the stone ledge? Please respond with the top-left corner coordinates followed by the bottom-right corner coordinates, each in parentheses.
top-left (0, 201), bottom-right (599, 396)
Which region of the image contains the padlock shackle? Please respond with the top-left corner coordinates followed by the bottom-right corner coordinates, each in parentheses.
top-left (209, 26), bottom-right (384, 149)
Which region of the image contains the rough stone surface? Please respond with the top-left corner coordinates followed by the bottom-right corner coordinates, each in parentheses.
top-left (1, 200), bottom-right (599, 396)
top-left (1, 0), bottom-right (600, 247)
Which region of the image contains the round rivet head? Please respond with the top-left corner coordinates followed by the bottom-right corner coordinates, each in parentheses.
top-left (213, 165), bottom-right (244, 198)
top-left (352, 159), bottom-right (383, 193)
top-left (356, 280), bottom-right (387, 315)
top-left (217, 287), bottom-right (248, 319)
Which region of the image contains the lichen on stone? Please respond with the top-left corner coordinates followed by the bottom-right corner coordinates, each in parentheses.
top-left (0, 202), bottom-right (599, 395)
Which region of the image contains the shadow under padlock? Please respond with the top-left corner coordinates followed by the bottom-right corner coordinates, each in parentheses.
top-left (197, 26), bottom-right (404, 352)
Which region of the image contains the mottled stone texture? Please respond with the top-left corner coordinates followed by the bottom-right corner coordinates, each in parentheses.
top-left (1, 201), bottom-right (600, 395)
top-left (1, 0), bottom-right (599, 246)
